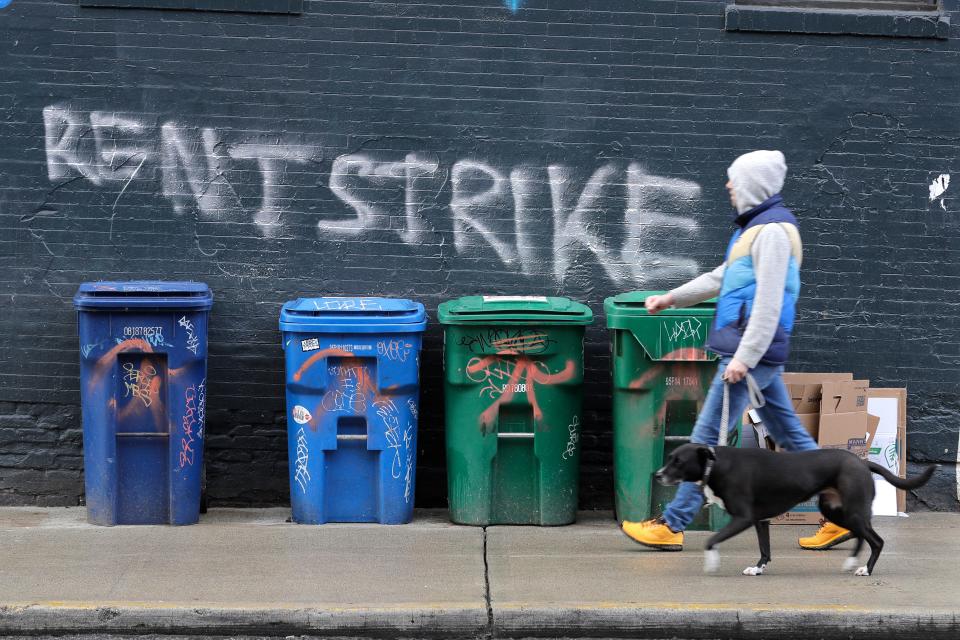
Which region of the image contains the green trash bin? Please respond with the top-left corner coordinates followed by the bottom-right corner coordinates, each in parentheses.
top-left (605, 291), bottom-right (739, 531)
top-left (439, 296), bottom-right (593, 526)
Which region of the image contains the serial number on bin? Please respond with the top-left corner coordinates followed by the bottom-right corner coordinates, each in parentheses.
top-left (665, 376), bottom-right (699, 387)
top-left (502, 383), bottom-right (528, 393)
top-left (123, 326), bottom-right (163, 337)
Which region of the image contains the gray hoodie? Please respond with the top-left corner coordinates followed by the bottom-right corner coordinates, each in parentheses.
top-left (727, 150), bottom-right (787, 214)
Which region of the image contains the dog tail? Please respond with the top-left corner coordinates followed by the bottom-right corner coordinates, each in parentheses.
top-left (866, 462), bottom-right (937, 490)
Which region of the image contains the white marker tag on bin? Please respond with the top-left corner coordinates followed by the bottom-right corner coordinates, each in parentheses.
top-left (301, 338), bottom-right (320, 352)
top-left (292, 405), bottom-right (312, 425)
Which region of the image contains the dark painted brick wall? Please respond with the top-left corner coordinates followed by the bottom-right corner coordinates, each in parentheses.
top-left (1, 0), bottom-right (958, 511)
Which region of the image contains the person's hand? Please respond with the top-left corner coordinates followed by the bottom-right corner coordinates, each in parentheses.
top-left (722, 358), bottom-right (749, 384)
top-left (644, 293), bottom-right (674, 315)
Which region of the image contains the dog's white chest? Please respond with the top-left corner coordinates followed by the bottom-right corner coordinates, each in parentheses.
top-left (703, 485), bottom-right (725, 510)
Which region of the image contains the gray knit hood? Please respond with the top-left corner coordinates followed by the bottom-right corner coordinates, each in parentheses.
top-left (726, 150), bottom-right (787, 214)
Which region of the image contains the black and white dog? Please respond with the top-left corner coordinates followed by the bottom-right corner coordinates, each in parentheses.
top-left (656, 444), bottom-right (936, 576)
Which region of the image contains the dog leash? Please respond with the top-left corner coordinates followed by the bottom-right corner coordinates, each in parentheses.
top-left (718, 372), bottom-right (765, 447)
top-left (702, 371), bottom-right (766, 493)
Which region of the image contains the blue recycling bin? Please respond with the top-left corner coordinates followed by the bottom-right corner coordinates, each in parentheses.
top-left (74, 281), bottom-right (213, 526)
top-left (279, 297), bottom-right (427, 524)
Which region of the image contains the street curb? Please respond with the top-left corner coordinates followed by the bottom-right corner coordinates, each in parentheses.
top-left (0, 604), bottom-right (489, 638)
top-left (494, 605), bottom-right (960, 640)
top-left (2, 603), bottom-right (960, 639)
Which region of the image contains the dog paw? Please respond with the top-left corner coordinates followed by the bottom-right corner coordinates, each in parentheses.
top-left (743, 564), bottom-right (765, 576)
top-left (854, 566), bottom-right (870, 577)
top-left (842, 557), bottom-right (859, 572)
top-left (704, 549), bottom-right (720, 574)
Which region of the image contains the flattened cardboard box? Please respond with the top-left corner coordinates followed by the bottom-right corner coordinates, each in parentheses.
top-left (820, 380), bottom-right (869, 414)
top-left (818, 380), bottom-right (877, 461)
top-left (867, 388), bottom-right (907, 515)
top-left (783, 372), bottom-right (854, 442)
top-left (819, 411), bottom-right (880, 460)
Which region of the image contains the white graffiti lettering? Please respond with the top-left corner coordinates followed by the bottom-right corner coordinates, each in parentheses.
top-left (294, 427), bottom-right (310, 493)
top-left (122, 362), bottom-right (157, 407)
top-left (321, 373), bottom-right (367, 413)
top-left (562, 415), bottom-right (580, 461)
top-left (42, 106), bottom-right (703, 284)
top-left (668, 318), bottom-right (702, 342)
top-left (375, 399), bottom-right (404, 480)
top-left (326, 153), bottom-right (438, 243)
top-left (316, 298), bottom-right (383, 311)
top-left (377, 339), bottom-right (413, 362)
top-left (180, 380), bottom-right (205, 468)
top-left (403, 422), bottom-right (415, 504)
top-left (228, 142), bottom-right (315, 238)
top-left (196, 379), bottom-right (206, 438)
top-left (179, 316), bottom-right (200, 355)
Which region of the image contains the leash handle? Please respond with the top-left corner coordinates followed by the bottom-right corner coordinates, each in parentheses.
top-left (718, 371), bottom-right (764, 447)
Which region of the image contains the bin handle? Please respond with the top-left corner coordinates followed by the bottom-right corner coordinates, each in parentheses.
top-left (497, 432), bottom-right (534, 439)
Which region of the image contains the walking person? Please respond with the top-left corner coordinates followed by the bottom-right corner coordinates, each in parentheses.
top-left (620, 150), bottom-right (852, 551)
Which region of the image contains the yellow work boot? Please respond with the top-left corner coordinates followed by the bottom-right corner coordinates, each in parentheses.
top-left (799, 521), bottom-right (854, 550)
top-left (621, 517), bottom-right (683, 551)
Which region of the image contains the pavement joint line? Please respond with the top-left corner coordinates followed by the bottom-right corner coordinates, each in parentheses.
top-left (482, 525), bottom-right (497, 638)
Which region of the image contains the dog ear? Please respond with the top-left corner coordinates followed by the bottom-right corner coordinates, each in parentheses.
top-left (697, 445), bottom-right (715, 466)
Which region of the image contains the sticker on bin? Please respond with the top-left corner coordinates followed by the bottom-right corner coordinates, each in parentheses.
top-left (482, 296), bottom-right (549, 302)
top-left (292, 405), bottom-right (313, 425)
top-left (329, 343), bottom-right (374, 352)
top-left (301, 338), bottom-right (320, 352)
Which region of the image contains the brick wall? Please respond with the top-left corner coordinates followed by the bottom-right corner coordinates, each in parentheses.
top-left (1, 0), bottom-right (958, 511)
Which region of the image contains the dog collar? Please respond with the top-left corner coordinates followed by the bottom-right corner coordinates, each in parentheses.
top-left (700, 446), bottom-right (718, 485)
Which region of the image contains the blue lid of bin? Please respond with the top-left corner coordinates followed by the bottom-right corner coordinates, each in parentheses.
top-left (73, 281), bottom-right (213, 310)
top-left (279, 297), bottom-right (426, 334)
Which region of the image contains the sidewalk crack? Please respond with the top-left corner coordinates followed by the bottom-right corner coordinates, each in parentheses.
top-left (483, 525), bottom-right (494, 637)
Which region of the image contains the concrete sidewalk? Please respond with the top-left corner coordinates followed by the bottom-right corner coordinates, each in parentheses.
top-left (0, 508), bottom-right (957, 639)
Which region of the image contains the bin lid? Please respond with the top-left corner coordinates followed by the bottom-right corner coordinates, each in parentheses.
top-left (604, 291), bottom-right (717, 361)
top-left (279, 297), bottom-right (427, 333)
top-left (438, 295), bottom-right (592, 325)
top-left (73, 281), bottom-right (213, 310)
top-left (604, 291), bottom-right (716, 319)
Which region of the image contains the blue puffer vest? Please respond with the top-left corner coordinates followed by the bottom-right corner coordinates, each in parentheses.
top-left (705, 194), bottom-right (802, 366)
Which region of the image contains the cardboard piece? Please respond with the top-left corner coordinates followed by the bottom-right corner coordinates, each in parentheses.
top-left (771, 509), bottom-right (821, 525)
top-left (782, 372), bottom-right (854, 441)
top-left (819, 412), bottom-right (880, 460)
top-left (821, 380), bottom-right (869, 414)
top-left (817, 380), bottom-right (877, 461)
top-left (790, 383), bottom-right (824, 415)
top-left (867, 388), bottom-right (908, 515)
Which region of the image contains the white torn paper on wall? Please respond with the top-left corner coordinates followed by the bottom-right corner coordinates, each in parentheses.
top-left (929, 174), bottom-right (949, 211)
